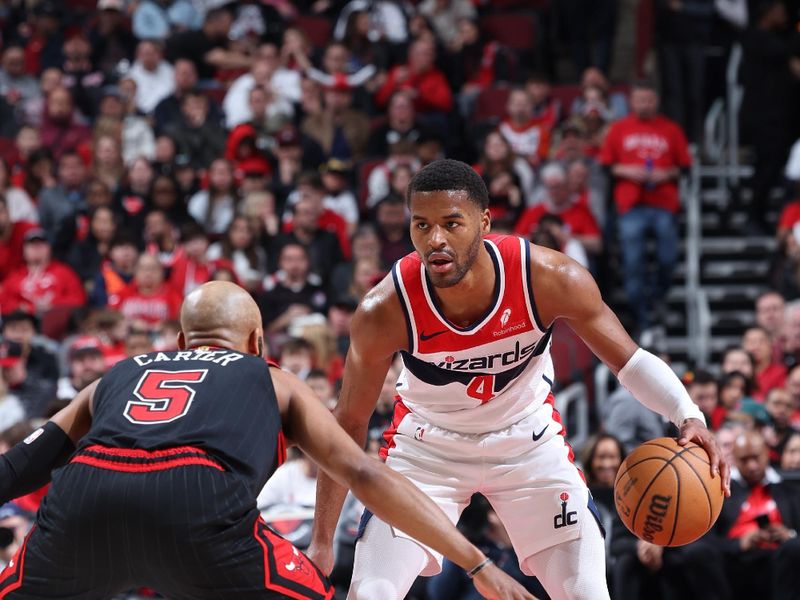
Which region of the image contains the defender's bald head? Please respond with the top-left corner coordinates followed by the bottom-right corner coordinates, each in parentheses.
top-left (179, 282), bottom-right (263, 354)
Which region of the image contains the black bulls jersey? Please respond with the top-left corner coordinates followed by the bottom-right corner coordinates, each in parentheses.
top-left (79, 347), bottom-right (285, 495)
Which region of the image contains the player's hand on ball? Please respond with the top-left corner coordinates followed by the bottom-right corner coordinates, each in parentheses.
top-left (306, 541), bottom-right (334, 576)
top-left (472, 563), bottom-right (539, 599)
top-left (678, 417), bottom-right (731, 497)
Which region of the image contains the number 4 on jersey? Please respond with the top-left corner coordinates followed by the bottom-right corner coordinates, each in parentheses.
top-left (466, 374), bottom-right (495, 403)
top-left (125, 369), bottom-right (208, 425)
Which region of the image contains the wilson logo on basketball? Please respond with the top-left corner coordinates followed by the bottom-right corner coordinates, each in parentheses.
top-left (642, 494), bottom-right (672, 542)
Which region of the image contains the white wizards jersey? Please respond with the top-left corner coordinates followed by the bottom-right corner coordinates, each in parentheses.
top-left (391, 234), bottom-right (555, 434)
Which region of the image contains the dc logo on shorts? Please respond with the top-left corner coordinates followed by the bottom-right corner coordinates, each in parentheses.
top-left (553, 491), bottom-right (578, 529)
top-left (414, 427), bottom-right (425, 441)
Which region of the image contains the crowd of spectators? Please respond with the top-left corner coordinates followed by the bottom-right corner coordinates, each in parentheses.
top-left (1, 0), bottom-right (800, 599)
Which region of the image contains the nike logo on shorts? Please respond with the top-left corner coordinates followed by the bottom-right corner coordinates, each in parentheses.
top-left (420, 330), bottom-right (447, 341)
top-left (532, 424), bottom-right (548, 441)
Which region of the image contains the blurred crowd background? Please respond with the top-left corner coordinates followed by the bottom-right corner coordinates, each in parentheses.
top-left (1, 0), bottom-right (800, 598)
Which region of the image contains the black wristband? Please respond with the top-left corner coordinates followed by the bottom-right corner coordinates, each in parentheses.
top-left (0, 421), bottom-right (76, 505)
top-left (466, 557), bottom-right (493, 579)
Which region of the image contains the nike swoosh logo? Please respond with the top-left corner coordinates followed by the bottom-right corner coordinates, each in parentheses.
top-left (420, 330), bottom-right (447, 341)
top-left (531, 424), bottom-right (549, 441)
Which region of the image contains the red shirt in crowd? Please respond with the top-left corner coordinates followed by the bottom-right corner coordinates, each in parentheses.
top-left (0, 260), bottom-right (86, 314)
top-left (374, 65), bottom-right (453, 113)
top-left (499, 119), bottom-right (552, 164)
top-left (727, 483), bottom-right (785, 549)
top-left (599, 114), bottom-right (691, 214)
top-left (778, 200), bottom-right (800, 232)
top-left (753, 363), bottom-right (787, 402)
top-left (513, 199), bottom-right (601, 239)
top-left (0, 221), bottom-right (37, 282)
top-left (111, 283), bottom-right (183, 327)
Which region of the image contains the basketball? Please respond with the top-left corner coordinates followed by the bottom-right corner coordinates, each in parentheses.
top-left (613, 437), bottom-right (724, 547)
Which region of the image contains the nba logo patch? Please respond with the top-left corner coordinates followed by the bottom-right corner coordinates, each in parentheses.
top-left (414, 427), bottom-right (425, 441)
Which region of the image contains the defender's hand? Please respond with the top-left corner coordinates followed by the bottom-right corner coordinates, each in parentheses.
top-left (472, 563), bottom-right (539, 599)
top-left (306, 540), bottom-right (334, 576)
top-left (678, 418), bottom-right (731, 497)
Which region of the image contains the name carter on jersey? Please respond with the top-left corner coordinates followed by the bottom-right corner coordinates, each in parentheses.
top-left (132, 349), bottom-right (244, 367)
top-left (431, 339), bottom-right (536, 371)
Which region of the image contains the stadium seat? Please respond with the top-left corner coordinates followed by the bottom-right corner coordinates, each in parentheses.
top-left (550, 85), bottom-right (582, 117)
top-left (293, 15), bottom-right (333, 50)
top-left (478, 14), bottom-right (537, 52)
top-left (473, 87), bottom-right (511, 124)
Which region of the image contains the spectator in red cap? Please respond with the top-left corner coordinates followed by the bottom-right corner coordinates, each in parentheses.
top-left (0, 196), bottom-right (37, 283)
top-left (225, 123), bottom-right (273, 183)
top-left (0, 228), bottom-right (86, 316)
top-left (111, 254), bottom-right (182, 331)
top-left (375, 37), bottom-right (453, 115)
top-left (56, 335), bottom-right (107, 402)
top-left (599, 81), bottom-right (691, 332)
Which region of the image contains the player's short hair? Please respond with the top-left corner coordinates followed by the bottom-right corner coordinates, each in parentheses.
top-left (406, 159), bottom-right (489, 210)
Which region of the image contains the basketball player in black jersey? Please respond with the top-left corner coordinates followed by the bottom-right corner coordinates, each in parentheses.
top-left (0, 282), bottom-right (532, 600)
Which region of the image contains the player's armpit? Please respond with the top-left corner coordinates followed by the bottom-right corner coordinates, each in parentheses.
top-left (529, 244), bottom-right (638, 374)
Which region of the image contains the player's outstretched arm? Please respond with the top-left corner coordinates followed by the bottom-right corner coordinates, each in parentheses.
top-left (307, 275), bottom-right (406, 574)
top-left (273, 367), bottom-right (536, 600)
top-left (0, 379), bottom-right (97, 505)
top-left (529, 245), bottom-right (730, 496)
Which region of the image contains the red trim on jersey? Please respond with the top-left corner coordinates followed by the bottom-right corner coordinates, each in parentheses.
top-left (276, 431), bottom-right (287, 467)
top-left (71, 455), bottom-right (225, 473)
top-left (253, 516), bottom-right (334, 600)
top-left (81, 444), bottom-right (213, 459)
top-left (0, 525), bottom-right (33, 597)
top-left (543, 392), bottom-right (586, 483)
top-left (379, 399), bottom-right (412, 461)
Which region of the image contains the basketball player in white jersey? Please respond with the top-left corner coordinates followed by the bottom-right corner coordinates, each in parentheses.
top-left (308, 160), bottom-right (730, 600)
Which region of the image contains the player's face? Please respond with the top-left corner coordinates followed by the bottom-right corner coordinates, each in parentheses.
top-left (409, 190), bottom-right (489, 289)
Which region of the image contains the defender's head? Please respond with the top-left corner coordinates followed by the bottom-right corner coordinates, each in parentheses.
top-left (179, 281), bottom-right (264, 356)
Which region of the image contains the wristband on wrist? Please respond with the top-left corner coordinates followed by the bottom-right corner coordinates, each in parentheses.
top-left (466, 557), bottom-right (493, 579)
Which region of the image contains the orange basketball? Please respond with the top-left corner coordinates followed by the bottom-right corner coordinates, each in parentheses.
top-left (613, 437), bottom-right (724, 547)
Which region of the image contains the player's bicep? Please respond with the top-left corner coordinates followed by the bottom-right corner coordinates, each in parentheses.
top-left (532, 246), bottom-right (637, 374)
top-left (50, 378), bottom-right (98, 444)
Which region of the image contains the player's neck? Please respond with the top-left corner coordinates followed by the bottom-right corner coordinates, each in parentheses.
top-left (433, 248), bottom-right (496, 328)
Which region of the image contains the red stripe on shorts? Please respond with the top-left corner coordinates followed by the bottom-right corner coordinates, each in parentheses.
top-left (379, 397), bottom-right (412, 461)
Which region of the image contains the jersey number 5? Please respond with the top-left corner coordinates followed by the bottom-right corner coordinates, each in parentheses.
top-left (124, 369), bottom-right (208, 425)
top-left (466, 374), bottom-right (495, 404)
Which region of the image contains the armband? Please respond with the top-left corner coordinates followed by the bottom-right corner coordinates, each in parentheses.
top-left (0, 422), bottom-right (76, 505)
top-left (618, 348), bottom-right (706, 428)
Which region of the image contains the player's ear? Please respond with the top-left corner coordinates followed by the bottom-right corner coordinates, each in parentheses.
top-left (247, 329), bottom-right (263, 357)
top-left (177, 331), bottom-right (187, 350)
top-left (481, 208), bottom-right (491, 234)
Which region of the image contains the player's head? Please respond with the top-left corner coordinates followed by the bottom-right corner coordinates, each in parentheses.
top-left (406, 159), bottom-right (490, 288)
top-left (178, 281), bottom-right (264, 357)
